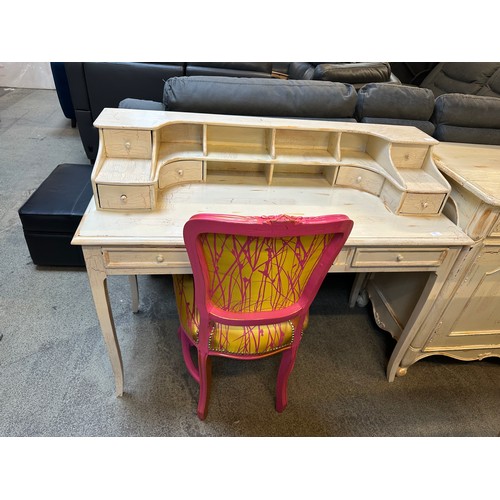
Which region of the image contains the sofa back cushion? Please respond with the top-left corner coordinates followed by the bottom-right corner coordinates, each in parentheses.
top-left (355, 83), bottom-right (436, 135)
top-left (163, 76), bottom-right (357, 120)
top-left (432, 93), bottom-right (500, 145)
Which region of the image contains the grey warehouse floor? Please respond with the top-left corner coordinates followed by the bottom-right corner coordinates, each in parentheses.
top-left (1, 87), bottom-right (499, 440)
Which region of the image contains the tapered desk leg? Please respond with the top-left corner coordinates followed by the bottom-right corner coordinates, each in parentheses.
top-left (349, 272), bottom-right (369, 308)
top-left (129, 275), bottom-right (139, 313)
top-left (83, 247), bottom-right (124, 396)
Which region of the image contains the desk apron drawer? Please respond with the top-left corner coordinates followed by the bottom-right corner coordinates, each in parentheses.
top-left (351, 247), bottom-right (447, 268)
top-left (103, 248), bottom-right (189, 269)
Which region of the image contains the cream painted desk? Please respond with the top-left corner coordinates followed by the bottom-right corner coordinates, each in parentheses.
top-left (72, 109), bottom-right (473, 395)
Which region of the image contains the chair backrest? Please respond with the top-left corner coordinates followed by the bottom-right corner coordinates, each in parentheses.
top-left (183, 213), bottom-right (353, 331)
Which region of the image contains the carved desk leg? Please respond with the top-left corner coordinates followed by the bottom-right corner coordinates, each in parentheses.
top-left (349, 272), bottom-right (370, 308)
top-left (386, 248), bottom-right (462, 382)
top-left (128, 275), bottom-right (139, 313)
top-left (386, 272), bottom-right (437, 382)
top-left (83, 246), bottom-right (124, 396)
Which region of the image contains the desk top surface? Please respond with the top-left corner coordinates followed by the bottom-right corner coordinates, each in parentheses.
top-left (73, 183), bottom-right (471, 248)
top-left (434, 142), bottom-right (500, 206)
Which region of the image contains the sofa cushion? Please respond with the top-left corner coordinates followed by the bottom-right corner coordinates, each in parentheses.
top-left (355, 83), bottom-right (435, 135)
top-left (119, 98), bottom-right (165, 111)
top-left (163, 76), bottom-right (358, 119)
top-left (433, 124), bottom-right (500, 145)
top-left (313, 62), bottom-right (392, 84)
top-left (360, 117), bottom-right (435, 136)
top-left (356, 83), bottom-right (435, 120)
top-left (432, 93), bottom-right (500, 144)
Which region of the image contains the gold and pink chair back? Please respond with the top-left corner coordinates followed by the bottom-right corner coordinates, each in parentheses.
top-left (174, 213), bottom-right (353, 419)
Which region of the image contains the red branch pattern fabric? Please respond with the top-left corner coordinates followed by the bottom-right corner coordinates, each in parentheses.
top-left (174, 232), bottom-right (330, 354)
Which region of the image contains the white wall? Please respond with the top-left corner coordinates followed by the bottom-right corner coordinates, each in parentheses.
top-left (0, 62), bottom-right (55, 89)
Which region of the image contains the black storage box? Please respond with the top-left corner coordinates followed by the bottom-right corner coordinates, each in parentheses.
top-left (18, 163), bottom-right (93, 266)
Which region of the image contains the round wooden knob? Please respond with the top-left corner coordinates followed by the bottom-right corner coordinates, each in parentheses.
top-left (356, 176), bottom-right (362, 183)
top-left (396, 254), bottom-right (404, 262)
top-left (156, 254), bottom-right (164, 263)
top-left (124, 141), bottom-right (131, 150)
top-left (120, 195), bottom-right (127, 202)
top-left (421, 202), bottom-right (429, 209)
top-left (177, 169), bottom-right (184, 177)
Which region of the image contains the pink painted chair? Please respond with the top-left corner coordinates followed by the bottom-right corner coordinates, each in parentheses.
top-left (173, 213), bottom-right (353, 420)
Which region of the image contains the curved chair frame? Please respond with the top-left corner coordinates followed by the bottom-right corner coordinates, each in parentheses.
top-left (175, 213), bottom-right (353, 419)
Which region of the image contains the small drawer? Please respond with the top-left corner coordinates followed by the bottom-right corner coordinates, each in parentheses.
top-left (158, 160), bottom-right (203, 189)
top-left (391, 144), bottom-right (429, 169)
top-left (351, 247), bottom-right (447, 268)
top-left (399, 192), bottom-right (446, 215)
top-left (103, 129), bottom-right (152, 159)
top-left (103, 248), bottom-right (190, 269)
top-left (97, 184), bottom-right (152, 210)
top-left (335, 166), bottom-right (384, 195)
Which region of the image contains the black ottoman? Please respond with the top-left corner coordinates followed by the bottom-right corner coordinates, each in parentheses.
top-left (18, 163), bottom-right (93, 266)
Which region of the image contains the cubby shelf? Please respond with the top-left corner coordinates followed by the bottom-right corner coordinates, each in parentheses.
top-left (91, 109), bottom-right (450, 215)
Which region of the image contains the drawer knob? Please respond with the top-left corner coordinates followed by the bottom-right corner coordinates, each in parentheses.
top-left (421, 202), bottom-right (429, 209)
top-left (177, 169), bottom-right (184, 177)
top-left (396, 254), bottom-right (404, 262)
top-left (156, 254), bottom-right (164, 263)
top-left (120, 195), bottom-right (128, 203)
top-left (356, 176), bottom-right (362, 183)
top-left (124, 141), bottom-right (131, 150)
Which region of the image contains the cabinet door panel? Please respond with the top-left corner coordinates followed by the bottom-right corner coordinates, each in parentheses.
top-left (425, 246), bottom-right (500, 350)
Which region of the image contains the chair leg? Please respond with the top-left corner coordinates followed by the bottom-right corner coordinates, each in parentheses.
top-left (180, 328), bottom-right (200, 384)
top-left (275, 348), bottom-right (297, 413)
top-left (197, 352), bottom-right (212, 420)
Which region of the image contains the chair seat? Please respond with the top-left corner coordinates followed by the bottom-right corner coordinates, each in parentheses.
top-left (173, 274), bottom-right (308, 355)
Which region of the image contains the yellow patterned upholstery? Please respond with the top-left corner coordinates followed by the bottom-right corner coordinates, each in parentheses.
top-left (173, 274), bottom-right (308, 355)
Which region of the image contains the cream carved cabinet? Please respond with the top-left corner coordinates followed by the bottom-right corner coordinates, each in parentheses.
top-left (393, 143), bottom-right (500, 374)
